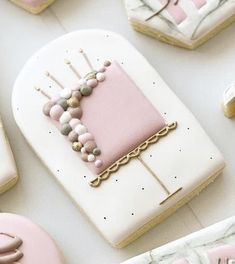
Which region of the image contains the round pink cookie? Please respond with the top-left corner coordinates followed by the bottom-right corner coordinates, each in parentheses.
top-left (0, 213), bottom-right (63, 264)
top-left (208, 244), bottom-right (235, 263)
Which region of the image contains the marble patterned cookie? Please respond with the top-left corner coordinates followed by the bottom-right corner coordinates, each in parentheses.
top-left (12, 30), bottom-right (225, 247)
top-left (124, 0), bottom-right (235, 49)
top-left (121, 216), bottom-right (235, 263)
top-left (0, 213), bottom-right (64, 263)
top-left (0, 116), bottom-right (18, 194)
top-left (9, 0), bottom-right (55, 14)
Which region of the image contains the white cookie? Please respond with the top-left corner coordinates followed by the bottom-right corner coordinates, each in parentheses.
top-left (12, 30), bottom-right (225, 247)
top-left (0, 117), bottom-right (18, 193)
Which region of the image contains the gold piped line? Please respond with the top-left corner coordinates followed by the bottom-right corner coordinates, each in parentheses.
top-left (159, 187), bottom-right (183, 205)
top-left (137, 156), bottom-right (170, 195)
top-left (89, 122), bottom-right (177, 188)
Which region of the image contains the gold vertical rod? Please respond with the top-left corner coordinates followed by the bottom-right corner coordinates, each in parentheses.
top-left (34, 86), bottom-right (51, 99)
top-left (79, 49), bottom-right (94, 71)
top-left (45, 71), bottom-right (64, 89)
top-left (137, 156), bottom-right (170, 195)
top-left (65, 60), bottom-right (81, 79)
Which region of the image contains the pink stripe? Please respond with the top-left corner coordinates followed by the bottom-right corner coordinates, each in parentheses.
top-left (158, 0), bottom-right (207, 24)
top-left (192, 0), bottom-right (207, 9)
top-left (159, 0), bottom-right (187, 24)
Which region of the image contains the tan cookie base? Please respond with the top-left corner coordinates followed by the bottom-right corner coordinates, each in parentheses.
top-left (10, 0), bottom-right (55, 14)
top-left (222, 103), bottom-right (235, 118)
top-left (0, 175), bottom-right (18, 194)
top-left (130, 14), bottom-right (235, 49)
top-left (115, 168), bottom-right (223, 248)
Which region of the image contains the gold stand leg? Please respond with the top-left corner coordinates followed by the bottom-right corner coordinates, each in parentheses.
top-left (137, 156), bottom-right (182, 205)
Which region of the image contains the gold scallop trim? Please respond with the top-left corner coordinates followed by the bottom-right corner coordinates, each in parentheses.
top-left (90, 122), bottom-right (177, 187)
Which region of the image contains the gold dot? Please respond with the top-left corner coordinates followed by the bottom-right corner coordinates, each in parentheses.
top-left (67, 97), bottom-right (80, 108)
top-left (72, 142), bottom-right (82, 152)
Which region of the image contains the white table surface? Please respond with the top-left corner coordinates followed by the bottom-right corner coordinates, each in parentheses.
top-left (0, 1), bottom-right (234, 263)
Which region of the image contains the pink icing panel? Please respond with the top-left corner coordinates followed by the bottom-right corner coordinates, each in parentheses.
top-left (192, 0), bottom-right (207, 9)
top-left (80, 61), bottom-right (166, 175)
top-left (208, 245), bottom-right (235, 264)
top-left (0, 213), bottom-right (63, 264)
top-left (159, 0), bottom-right (187, 24)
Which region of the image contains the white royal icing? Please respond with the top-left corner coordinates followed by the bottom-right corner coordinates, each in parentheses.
top-left (12, 30), bottom-right (225, 247)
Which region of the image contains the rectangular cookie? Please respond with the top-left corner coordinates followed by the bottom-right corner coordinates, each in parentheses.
top-left (12, 30), bottom-right (225, 247)
top-left (0, 117), bottom-right (18, 193)
top-left (121, 216), bottom-right (235, 263)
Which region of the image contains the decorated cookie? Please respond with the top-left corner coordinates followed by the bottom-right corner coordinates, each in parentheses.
top-left (12, 30), bottom-right (225, 248)
top-left (0, 213), bottom-right (63, 264)
top-left (121, 216), bottom-right (235, 263)
top-left (222, 82), bottom-right (235, 118)
top-left (0, 116), bottom-right (18, 194)
top-left (124, 0), bottom-right (235, 49)
top-left (9, 0), bottom-right (55, 14)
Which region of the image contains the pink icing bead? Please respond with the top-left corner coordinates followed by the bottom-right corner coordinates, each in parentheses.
top-left (95, 160), bottom-right (103, 168)
top-left (98, 67), bottom-right (106, 73)
top-left (87, 79), bottom-right (98, 88)
top-left (69, 118), bottom-right (81, 129)
top-left (78, 133), bottom-right (94, 145)
top-left (51, 94), bottom-right (60, 103)
top-left (71, 83), bottom-right (80, 91)
top-left (49, 105), bottom-right (64, 121)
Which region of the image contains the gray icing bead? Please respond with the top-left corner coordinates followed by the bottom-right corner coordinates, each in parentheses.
top-left (43, 101), bottom-right (54, 116)
top-left (93, 148), bottom-right (101, 156)
top-left (80, 84), bottom-right (92, 96)
top-left (72, 91), bottom-right (82, 100)
top-left (69, 107), bottom-right (83, 119)
top-left (57, 98), bottom-right (68, 110)
top-left (84, 140), bottom-right (97, 153)
top-left (61, 124), bottom-right (72, 136)
top-left (68, 131), bottom-right (78, 142)
top-left (104, 60), bottom-right (111, 67)
top-left (81, 153), bottom-right (88, 162)
top-left (85, 71), bottom-right (97, 80)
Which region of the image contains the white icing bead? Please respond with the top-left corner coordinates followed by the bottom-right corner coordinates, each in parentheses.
top-left (88, 154), bottom-right (95, 162)
top-left (59, 111), bottom-right (72, 124)
top-left (60, 88), bottom-right (72, 99)
top-left (81, 147), bottom-right (86, 154)
top-left (75, 124), bottom-right (87, 135)
top-left (78, 78), bottom-right (86, 86)
top-left (96, 72), bottom-right (105, 82)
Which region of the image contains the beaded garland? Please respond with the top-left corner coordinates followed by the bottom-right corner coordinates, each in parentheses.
top-left (41, 57), bottom-right (112, 168)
